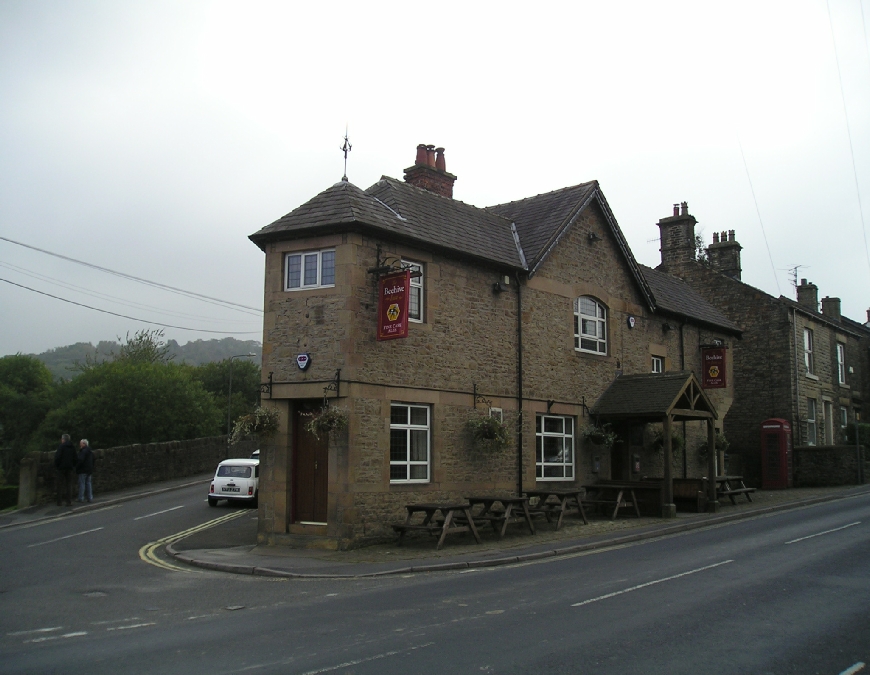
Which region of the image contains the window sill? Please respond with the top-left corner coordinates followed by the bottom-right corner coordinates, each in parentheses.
top-left (805, 373), bottom-right (819, 381)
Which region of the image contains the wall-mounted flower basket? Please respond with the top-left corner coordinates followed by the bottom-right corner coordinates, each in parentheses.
top-left (229, 405), bottom-right (280, 445)
top-left (303, 406), bottom-right (349, 440)
top-left (581, 423), bottom-right (618, 450)
top-left (697, 433), bottom-right (729, 458)
top-left (466, 413), bottom-right (511, 452)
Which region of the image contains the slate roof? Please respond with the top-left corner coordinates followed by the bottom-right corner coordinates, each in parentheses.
top-left (639, 264), bottom-right (741, 334)
top-left (591, 371), bottom-right (717, 420)
top-left (487, 182), bottom-right (656, 309)
top-left (249, 178), bottom-right (525, 269)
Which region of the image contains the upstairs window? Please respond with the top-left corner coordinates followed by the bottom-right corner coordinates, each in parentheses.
top-left (574, 297), bottom-right (607, 354)
top-left (803, 328), bottom-right (814, 375)
top-left (402, 260), bottom-right (424, 322)
top-left (651, 356), bottom-right (664, 373)
top-left (285, 250), bottom-right (335, 291)
top-left (837, 343), bottom-right (846, 384)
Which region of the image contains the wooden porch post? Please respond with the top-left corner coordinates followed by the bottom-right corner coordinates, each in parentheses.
top-left (706, 419), bottom-right (719, 512)
top-left (662, 414), bottom-right (676, 518)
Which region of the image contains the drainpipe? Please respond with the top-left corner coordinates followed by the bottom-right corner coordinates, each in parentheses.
top-left (515, 271), bottom-right (524, 497)
top-left (680, 322), bottom-right (686, 477)
top-left (792, 308), bottom-right (802, 445)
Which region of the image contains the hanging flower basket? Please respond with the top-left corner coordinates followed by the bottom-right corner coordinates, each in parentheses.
top-left (697, 433), bottom-right (729, 458)
top-left (229, 405), bottom-right (280, 445)
top-left (466, 414), bottom-right (510, 452)
top-left (581, 423), bottom-right (618, 450)
top-left (303, 406), bottom-right (349, 440)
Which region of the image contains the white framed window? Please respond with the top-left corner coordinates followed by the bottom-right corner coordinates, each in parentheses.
top-left (840, 407), bottom-right (848, 430)
top-left (806, 398), bottom-right (817, 446)
top-left (837, 343), bottom-right (846, 384)
top-left (402, 260), bottom-right (424, 322)
top-left (574, 297), bottom-right (607, 354)
top-left (489, 407), bottom-right (503, 422)
top-left (285, 249), bottom-right (335, 291)
top-left (824, 400), bottom-right (834, 445)
top-left (651, 356), bottom-right (664, 373)
top-left (390, 403), bottom-right (430, 483)
top-left (536, 415), bottom-right (574, 480)
top-left (803, 328), bottom-right (814, 375)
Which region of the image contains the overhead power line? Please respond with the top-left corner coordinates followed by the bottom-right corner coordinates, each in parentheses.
top-left (1, 278), bottom-right (261, 335)
top-left (0, 235), bottom-right (263, 315)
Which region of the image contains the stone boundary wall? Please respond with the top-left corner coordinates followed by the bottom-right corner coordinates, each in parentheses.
top-left (793, 445), bottom-right (867, 487)
top-left (18, 436), bottom-right (257, 507)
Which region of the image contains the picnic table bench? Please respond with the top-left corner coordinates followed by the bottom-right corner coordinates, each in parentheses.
top-left (524, 488), bottom-right (588, 529)
top-left (463, 495), bottom-right (536, 539)
top-left (713, 475), bottom-right (756, 504)
top-left (392, 502), bottom-right (481, 550)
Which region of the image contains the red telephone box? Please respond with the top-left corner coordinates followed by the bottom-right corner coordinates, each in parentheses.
top-left (761, 418), bottom-right (792, 489)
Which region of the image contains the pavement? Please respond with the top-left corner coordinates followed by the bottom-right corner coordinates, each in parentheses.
top-left (4, 476), bottom-right (870, 579)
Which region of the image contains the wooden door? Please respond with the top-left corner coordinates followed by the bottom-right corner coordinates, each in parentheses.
top-left (293, 406), bottom-right (328, 524)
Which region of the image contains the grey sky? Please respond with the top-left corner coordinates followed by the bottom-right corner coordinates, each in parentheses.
top-left (1, 0), bottom-right (868, 357)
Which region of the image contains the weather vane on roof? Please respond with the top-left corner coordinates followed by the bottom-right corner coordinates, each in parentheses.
top-left (340, 126), bottom-right (352, 182)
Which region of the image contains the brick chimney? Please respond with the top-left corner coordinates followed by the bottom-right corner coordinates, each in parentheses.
top-left (821, 296), bottom-right (841, 321)
top-left (706, 229), bottom-right (742, 280)
top-left (403, 144), bottom-right (457, 198)
top-left (657, 201), bottom-right (697, 270)
top-left (796, 279), bottom-right (819, 311)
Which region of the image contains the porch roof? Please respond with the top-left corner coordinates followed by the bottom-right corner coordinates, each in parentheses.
top-left (590, 371), bottom-right (718, 421)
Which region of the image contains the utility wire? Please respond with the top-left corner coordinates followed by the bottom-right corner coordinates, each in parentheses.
top-left (736, 134), bottom-right (781, 295)
top-left (0, 260), bottom-right (255, 324)
top-left (0, 235), bottom-right (263, 315)
top-left (826, 0), bottom-right (870, 284)
top-left (1, 278), bottom-right (261, 335)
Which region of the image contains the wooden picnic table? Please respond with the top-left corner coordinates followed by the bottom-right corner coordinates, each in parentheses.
top-left (464, 495), bottom-right (536, 539)
top-left (524, 488), bottom-right (589, 529)
top-left (392, 502), bottom-right (482, 550)
top-left (581, 481), bottom-right (661, 519)
top-left (709, 475), bottom-right (756, 504)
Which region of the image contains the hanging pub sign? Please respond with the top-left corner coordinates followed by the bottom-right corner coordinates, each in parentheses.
top-left (377, 270), bottom-right (411, 341)
top-left (702, 347), bottom-right (727, 388)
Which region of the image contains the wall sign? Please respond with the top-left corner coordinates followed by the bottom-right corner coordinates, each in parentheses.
top-left (296, 353), bottom-right (311, 370)
top-left (701, 347), bottom-right (726, 388)
top-left (377, 270), bottom-right (411, 341)
top-left (627, 316), bottom-right (636, 329)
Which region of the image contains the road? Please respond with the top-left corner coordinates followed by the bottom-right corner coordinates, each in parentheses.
top-left (1, 485), bottom-right (868, 674)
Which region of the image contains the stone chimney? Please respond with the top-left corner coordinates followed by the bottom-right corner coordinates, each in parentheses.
top-left (821, 296), bottom-right (841, 321)
top-left (657, 201), bottom-right (697, 270)
top-left (403, 144), bottom-right (457, 198)
top-left (706, 229), bottom-right (742, 280)
top-left (797, 279), bottom-right (819, 312)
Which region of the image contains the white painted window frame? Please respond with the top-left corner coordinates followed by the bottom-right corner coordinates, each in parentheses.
top-left (284, 249), bottom-right (336, 291)
top-left (536, 414), bottom-right (575, 481)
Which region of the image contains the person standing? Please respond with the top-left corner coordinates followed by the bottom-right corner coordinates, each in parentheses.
top-left (76, 439), bottom-right (94, 503)
top-left (54, 434), bottom-right (77, 506)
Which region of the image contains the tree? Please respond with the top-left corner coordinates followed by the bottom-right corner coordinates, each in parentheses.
top-left (28, 360), bottom-right (222, 451)
top-left (192, 359), bottom-right (261, 435)
top-left (0, 355), bottom-right (55, 483)
top-left (116, 329), bottom-right (174, 364)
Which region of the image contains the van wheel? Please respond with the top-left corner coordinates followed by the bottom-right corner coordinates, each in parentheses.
top-left (208, 497), bottom-right (218, 507)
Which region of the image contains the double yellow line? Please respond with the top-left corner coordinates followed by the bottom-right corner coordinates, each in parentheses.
top-left (139, 510), bottom-right (248, 572)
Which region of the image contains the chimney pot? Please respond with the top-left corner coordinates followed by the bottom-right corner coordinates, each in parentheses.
top-left (415, 144), bottom-right (428, 166)
top-left (713, 232), bottom-right (719, 243)
top-left (728, 230), bottom-right (735, 241)
top-left (435, 147), bottom-right (446, 172)
top-left (673, 204), bottom-right (680, 216)
top-left (425, 144), bottom-right (436, 167)
top-left (680, 201), bottom-right (688, 216)
top-left (801, 278), bottom-right (807, 285)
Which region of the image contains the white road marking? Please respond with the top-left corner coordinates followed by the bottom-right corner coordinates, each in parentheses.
top-left (290, 642), bottom-right (436, 675)
top-left (840, 663), bottom-right (866, 675)
top-left (571, 560), bottom-right (734, 607)
top-left (7, 626), bottom-right (63, 636)
top-left (27, 527), bottom-right (104, 548)
top-left (134, 505), bottom-right (185, 520)
top-left (91, 617), bottom-right (140, 625)
top-left (785, 522), bottom-right (861, 545)
top-left (106, 623), bottom-right (155, 631)
top-left (26, 631), bottom-right (88, 643)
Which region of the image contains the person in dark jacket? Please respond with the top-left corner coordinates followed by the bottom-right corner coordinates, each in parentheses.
top-left (54, 434), bottom-right (77, 506)
top-left (76, 439), bottom-right (94, 503)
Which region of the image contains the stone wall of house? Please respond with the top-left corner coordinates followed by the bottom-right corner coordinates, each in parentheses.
top-left (19, 436), bottom-right (256, 507)
top-left (793, 445), bottom-right (866, 487)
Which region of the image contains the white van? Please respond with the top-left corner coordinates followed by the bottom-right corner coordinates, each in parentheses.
top-left (209, 458), bottom-right (259, 507)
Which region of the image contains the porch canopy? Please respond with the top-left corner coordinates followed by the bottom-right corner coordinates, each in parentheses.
top-left (591, 371), bottom-right (719, 517)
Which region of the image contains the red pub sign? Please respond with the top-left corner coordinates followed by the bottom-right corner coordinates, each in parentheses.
top-left (377, 270), bottom-right (411, 341)
top-left (702, 347), bottom-right (727, 388)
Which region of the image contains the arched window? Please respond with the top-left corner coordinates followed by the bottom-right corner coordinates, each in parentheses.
top-left (574, 297), bottom-right (607, 354)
